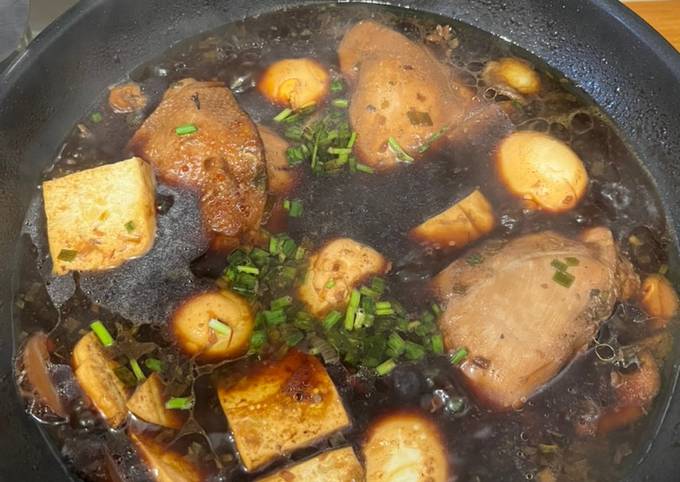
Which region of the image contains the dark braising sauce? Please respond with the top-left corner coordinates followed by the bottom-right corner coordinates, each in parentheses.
top-left (12, 4), bottom-right (677, 482)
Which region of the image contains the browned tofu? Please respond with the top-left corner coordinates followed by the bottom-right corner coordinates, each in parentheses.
top-left (171, 290), bottom-right (254, 363)
top-left (43, 157), bottom-right (157, 275)
top-left (410, 189), bottom-right (495, 250)
top-left (363, 412), bottom-right (449, 482)
top-left (129, 432), bottom-right (202, 482)
top-left (298, 238), bottom-right (390, 317)
top-left (256, 447), bottom-right (364, 482)
top-left (72, 332), bottom-right (130, 427)
top-left (127, 373), bottom-right (185, 429)
top-left (217, 349), bottom-right (351, 471)
top-left (258, 124), bottom-right (300, 195)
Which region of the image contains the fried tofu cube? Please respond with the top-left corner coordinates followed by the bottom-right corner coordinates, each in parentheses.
top-left (42, 157), bottom-right (157, 275)
top-left (410, 189), bottom-right (495, 250)
top-left (127, 373), bottom-right (185, 429)
top-left (129, 432), bottom-right (202, 482)
top-left (217, 349), bottom-right (351, 472)
top-left (256, 447), bottom-right (364, 482)
top-left (363, 412), bottom-right (450, 482)
top-left (72, 332), bottom-right (130, 427)
top-left (298, 238), bottom-right (390, 317)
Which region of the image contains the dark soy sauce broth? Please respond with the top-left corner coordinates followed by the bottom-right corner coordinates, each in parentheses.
top-left (12, 4), bottom-right (677, 482)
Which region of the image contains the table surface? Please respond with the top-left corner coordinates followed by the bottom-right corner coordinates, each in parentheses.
top-left (626, 0), bottom-right (680, 50)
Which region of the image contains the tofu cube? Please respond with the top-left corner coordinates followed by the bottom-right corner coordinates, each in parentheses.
top-left (217, 349), bottom-right (351, 471)
top-left (42, 157), bottom-right (156, 275)
top-left (256, 447), bottom-right (364, 482)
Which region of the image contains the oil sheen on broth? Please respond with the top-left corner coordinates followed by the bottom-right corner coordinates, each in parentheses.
top-left (12, 4), bottom-right (678, 482)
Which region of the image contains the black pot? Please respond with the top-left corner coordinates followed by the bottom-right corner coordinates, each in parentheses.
top-left (1, 1), bottom-right (679, 480)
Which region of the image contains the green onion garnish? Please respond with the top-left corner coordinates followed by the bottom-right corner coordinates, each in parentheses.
top-left (347, 132), bottom-right (357, 149)
top-left (387, 332), bottom-right (406, 356)
top-left (330, 79), bottom-right (344, 93)
top-left (551, 259), bottom-right (568, 272)
top-left (323, 310), bottom-right (342, 330)
top-left (404, 341), bottom-right (426, 360)
top-left (565, 257), bottom-right (580, 266)
top-left (273, 108), bottom-right (293, 122)
top-left (208, 318), bottom-right (233, 338)
top-left (144, 358), bottom-right (163, 373)
top-left (325, 279), bottom-right (336, 289)
top-left (124, 220), bottom-right (136, 233)
top-left (431, 303), bottom-right (443, 316)
top-left (387, 136), bottom-right (414, 163)
top-left (371, 277), bottom-right (385, 294)
top-left (417, 124), bottom-right (450, 153)
top-left (90, 320), bottom-right (114, 347)
top-left (129, 358), bottom-right (146, 382)
top-left (376, 359), bottom-right (396, 376)
top-left (284, 199), bottom-right (303, 218)
top-left (263, 309), bottom-right (286, 326)
top-left (466, 254), bottom-right (484, 266)
top-left (356, 163), bottom-right (374, 174)
top-left (249, 330), bottom-right (267, 352)
top-left (553, 270), bottom-right (575, 288)
top-left (450, 347), bottom-right (468, 365)
top-left (332, 99), bottom-right (349, 109)
top-left (285, 330), bottom-right (304, 347)
top-left (57, 249), bottom-right (78, 262)
top-left (236, 265), bottom-right (259, 275)
top-left (90, 112), bottom-right (103, 123)
top-left (270, 295), bottom-right (293, 310)
top-left (344, 289), bottom-right (361, 331)
top-left (165, 396), bottom-right (194, 410)
top-left (431, 335), bottom-right (444, 354)
top-left (175, 123), bottom-right (198, 136)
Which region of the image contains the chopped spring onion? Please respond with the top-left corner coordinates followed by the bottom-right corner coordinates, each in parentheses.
top-left (208, 318), bottom-right (233, 338)
top-left (450, 347), bottom-right (468, 365)
top-left (144, 358), bottom-right (163, 373)
top-left (90, 320), bottom-right (114, 347)
top-left (552, 270), bottom-right (575, 288)
top-left (58, 249), bottom-right (78, 262)
top-left (344, 289), bottom-right (361, 330)
top-left (375, 301), bottom-right (395, 316)
top-left (431, 335), bottom-right (444, 354)
top-left (347, 131), bottom-right (357, 149)
top-left (294, 246), bottom-right (306, 261)
top-left (360, 286), bottom-right (379, 298)
top-left (113, 366), bottom-right (137, 387)
top-left (330, 79), bottom-right (344, 93)
top-left (165, 396), bottom-right (194, 410)
top-left (371, 277), bottom-right (385, 294)
top-left (551, 259), bottom-right (568, 272)
top-left (431, 303), bottom-right (443, 316)
top-left (270, 295), bottom-right (293, 310)
top-left (353, 308), bottom-right (367, 329)
top-left (124, 220), bottom-right (136, 232)
top-left (325, 279), bottom-right (336, 289)
top-left (659, 264), bottom-right (669, 275)
top-left (273, 108), bottom-right (293, 122)
top-left (565, 257), bottom-right (580, 266)
top-left (90, 112), bottom-right (103, 123)
top-left (388, 136), bottom-right (414, 163)
top-left (323, 310), bottom-right (342, 330)
top-left (538, 444), bottom-right (559, 454)
top-left (263, 309), bottom-right (286, 326)
top-left (328, 147), bottom-right (351, 154)
top-left (332, 99), bottom-right (349, 108)
top-left (466, 254), bottom-right (484, 266)
top-left (129, 358), bottom-right (146, 382)
top-left (175, 123), bottom-right (198, 136)
top-left (404, 341), bottom-right (426, 360)
top-left (376, 359), bottom-right (397, 376)
top-left (285, 330), bottom-right (304, 347)
top-left (284, 199), bottom-right (303, 218)
top-left (249, 330), bottom-right (267, 352)
top-left (387, 332), bottom-right (406, 356)
top-left (356, 163), bottom-right (374, 174)
top-left (417, 124), bottom-right (450, 153)
top-left (237, 265), bottom-right (260, 275)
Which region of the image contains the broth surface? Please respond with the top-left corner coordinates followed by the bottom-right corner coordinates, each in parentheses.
top-left (12, 4), bottom-right (677, 482)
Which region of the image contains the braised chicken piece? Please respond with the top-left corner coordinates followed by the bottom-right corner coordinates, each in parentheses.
top-left (433, 227), bottom-right (639, 410)
top-left (338, 21), bottom-right (476, 170)
top-left (129, 78), bottom-right (266, 250)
